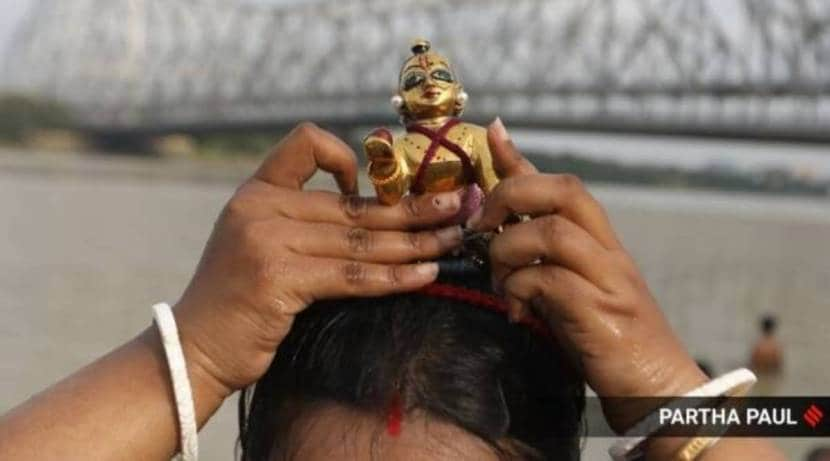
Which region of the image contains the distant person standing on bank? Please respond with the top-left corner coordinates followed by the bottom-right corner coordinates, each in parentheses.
top-left (750, 315), bottom-right (783, 395)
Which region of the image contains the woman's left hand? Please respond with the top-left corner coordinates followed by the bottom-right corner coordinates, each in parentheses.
top-left (474, 120), bottom-right (707, 433)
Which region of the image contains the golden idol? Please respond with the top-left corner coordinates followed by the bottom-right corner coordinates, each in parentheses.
top-left (363, 39), bottom-right (499, 223)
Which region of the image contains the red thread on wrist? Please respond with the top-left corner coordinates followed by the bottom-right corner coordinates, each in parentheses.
top-left (418, 282), bottom-right (553, 340)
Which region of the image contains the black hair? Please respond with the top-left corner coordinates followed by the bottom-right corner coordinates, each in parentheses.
top-left (237, 270), bottom-right (585, 460)
top-left (761, 314), bottom-right (778, 335)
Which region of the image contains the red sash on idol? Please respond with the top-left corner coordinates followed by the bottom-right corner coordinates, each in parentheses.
top-left (406, 118), bottom-right (480, 194)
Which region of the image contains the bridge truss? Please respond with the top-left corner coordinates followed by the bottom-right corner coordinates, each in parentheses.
top-left (5, 0), bottom-right (830, 140)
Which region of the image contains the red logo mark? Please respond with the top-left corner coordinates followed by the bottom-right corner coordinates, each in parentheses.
top-left (804, 404), bottom-right (824, 428)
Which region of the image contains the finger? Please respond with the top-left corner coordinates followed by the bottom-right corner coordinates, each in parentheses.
top-left (487, 117), bottom-right (537, 178)
top-left (489, 215), bottom-right (614, 291)
top-left (288, 224), bottom-right (463, 264)
top-left (264, 188), bottom-right (463, 231)
top-left (506, 296), bottom-right (530, 324)
top-left (255, 122), bottom-right (358, 195)
top-left (305, 259), bottom-right (439, 300)
top-left (468, 174), bottom-right (621, 250)
top-left (502, 264), bottom-right (603, 326)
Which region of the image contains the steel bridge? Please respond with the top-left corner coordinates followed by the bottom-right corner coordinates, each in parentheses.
top-left (5, 0), bottom-right (830, 141)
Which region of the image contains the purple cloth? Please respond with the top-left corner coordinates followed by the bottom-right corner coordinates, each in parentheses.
top-left (449, 184), bottom-right (484, 226)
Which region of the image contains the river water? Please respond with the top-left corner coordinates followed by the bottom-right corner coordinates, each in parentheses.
top-left (1, 148), bottom-right (827, 459)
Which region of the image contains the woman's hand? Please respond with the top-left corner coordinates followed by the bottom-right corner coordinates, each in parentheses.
top-left (475, 120), bottom-right (707, 433)
top-left (174, 122), bottom-right (464, 396)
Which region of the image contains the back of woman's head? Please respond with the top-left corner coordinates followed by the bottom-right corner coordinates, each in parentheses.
top-left (238, 271), bottom-right (585, 460)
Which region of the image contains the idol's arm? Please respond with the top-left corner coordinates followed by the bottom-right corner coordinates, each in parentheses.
top-left (472, 126), bottom-right (500, 193)
top-left (364, 129), bottom-right (411, 205)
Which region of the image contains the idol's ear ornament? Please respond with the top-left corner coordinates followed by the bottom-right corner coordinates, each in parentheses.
top-left (455, 89), bottom-right (468, 116)
top-left (391, 94), bottom-right (404, 113)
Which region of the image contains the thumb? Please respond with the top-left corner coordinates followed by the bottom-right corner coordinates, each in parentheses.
top-left (487, 117), bottom-right (538, 178)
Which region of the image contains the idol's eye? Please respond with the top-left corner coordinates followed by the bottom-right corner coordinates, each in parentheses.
top-left (402, 72), bottom-right (426, 91)
top-left (431, 69), bottom-right (454, 83)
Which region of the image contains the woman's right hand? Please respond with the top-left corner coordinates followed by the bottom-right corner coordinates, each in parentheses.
top-left (173, 122), bottom-right (464, 396)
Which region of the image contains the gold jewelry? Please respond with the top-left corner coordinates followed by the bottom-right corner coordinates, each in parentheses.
top-left (673, 436), bottom-right (720, 461)
top-left (368, 161), bottom-right (402, 186)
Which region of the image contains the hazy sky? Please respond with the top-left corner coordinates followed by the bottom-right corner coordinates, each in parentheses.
top-left (0, 0), bottom-right (315, 60)
top-left (0, 0), bottom-right (32, 59)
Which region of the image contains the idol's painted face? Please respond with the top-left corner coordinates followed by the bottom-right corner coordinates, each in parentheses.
top-left (399, 53), bottom-right (461, 120)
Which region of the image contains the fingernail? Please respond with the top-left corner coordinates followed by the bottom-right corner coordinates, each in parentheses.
top-left (509, 309), bottom-right (524, 324)
top-left (415, 262), bottom-right (439, 278)
top-left (507, 299), bottom-right (524, 323)
top-left (507, 303), bottom-right (524, 323)
top-left (466, 207), bottom-right (483, 230)
top-left (433, 192), bottom-right (461, 212)
top-left (435, 225), bottom-right (463, 248)
top-left (490, 117), bottom-right (510, 142)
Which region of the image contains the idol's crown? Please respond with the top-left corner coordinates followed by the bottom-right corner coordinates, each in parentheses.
top-left (410, 38), bottom-right (431, 55)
